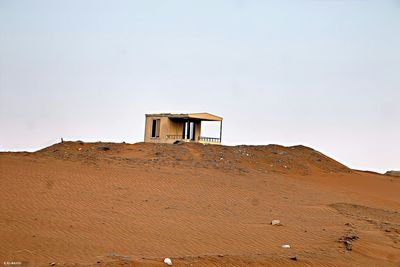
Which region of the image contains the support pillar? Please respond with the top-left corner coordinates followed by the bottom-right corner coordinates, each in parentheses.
top-left (219, 120), bottom-right (223, 143)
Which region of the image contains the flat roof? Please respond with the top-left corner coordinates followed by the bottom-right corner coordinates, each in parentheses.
top-left (146, 112), bottom-right (223, 121)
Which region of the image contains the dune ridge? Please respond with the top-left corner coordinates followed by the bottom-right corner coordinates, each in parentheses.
top-left (0, 141), bottom-right (399, 267)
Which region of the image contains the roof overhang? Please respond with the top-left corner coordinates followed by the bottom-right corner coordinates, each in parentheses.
top-left (146, 112), bottom-right (223, 121)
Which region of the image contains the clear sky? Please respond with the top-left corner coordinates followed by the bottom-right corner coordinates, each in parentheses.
top-left (1, 0), bottom-right (399, 173)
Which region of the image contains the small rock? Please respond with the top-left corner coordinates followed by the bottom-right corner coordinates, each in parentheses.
top-left (97, 146), bottom-right (110, 151)
top-left (271, 219), bottom-right (282, 226)
top-left (164, 257), bottom-right (173, 265)
top-left (49, 262), bottom-right (56, 266)
top-left (344, 240), bottom-right (353, 251)
top-left (337, 231), bottom-right (359, 251)
top-left (281, 244), bottom-right (291, 249)
top-left (289, 256), bottom-right (297, 261)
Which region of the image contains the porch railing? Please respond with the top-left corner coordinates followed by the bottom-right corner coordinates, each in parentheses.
top-left (199, 136), bottom-right (221, 143)
top-left (166, 135), bottom-right (186, 140)
top-left (166, 135), bottom-right (221, 143)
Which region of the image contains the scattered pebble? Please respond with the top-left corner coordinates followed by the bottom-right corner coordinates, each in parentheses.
top-left (271, 219), bottom-right (282, 226)
top-left (164, 257), bottom-right (173, 265)
top-left (281, 244), bottom-right (291, 249)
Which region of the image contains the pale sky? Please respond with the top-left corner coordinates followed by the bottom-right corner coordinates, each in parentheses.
top-left (1, 1), bottom-right (399, 173)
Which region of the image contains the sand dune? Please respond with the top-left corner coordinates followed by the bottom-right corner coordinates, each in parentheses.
top-left (0, 142), bottom-right (399, 266)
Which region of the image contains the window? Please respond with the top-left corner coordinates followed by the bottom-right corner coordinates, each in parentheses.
top-left (151, 119), bottom-right (160, 138)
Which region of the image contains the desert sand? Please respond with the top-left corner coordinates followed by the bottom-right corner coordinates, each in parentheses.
top-left (0, 141), bottom-right (399, 266)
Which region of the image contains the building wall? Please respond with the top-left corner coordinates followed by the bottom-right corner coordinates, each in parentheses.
top-left (169, 119), bottom-right (185, 137)
top-left (195, 121), bottom-right (201, 141)
top-left (144, 116), bottom-right (171, 143)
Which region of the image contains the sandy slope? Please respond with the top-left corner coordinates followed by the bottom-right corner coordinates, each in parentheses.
top-left (0, 142), bottom-right (399, 267)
